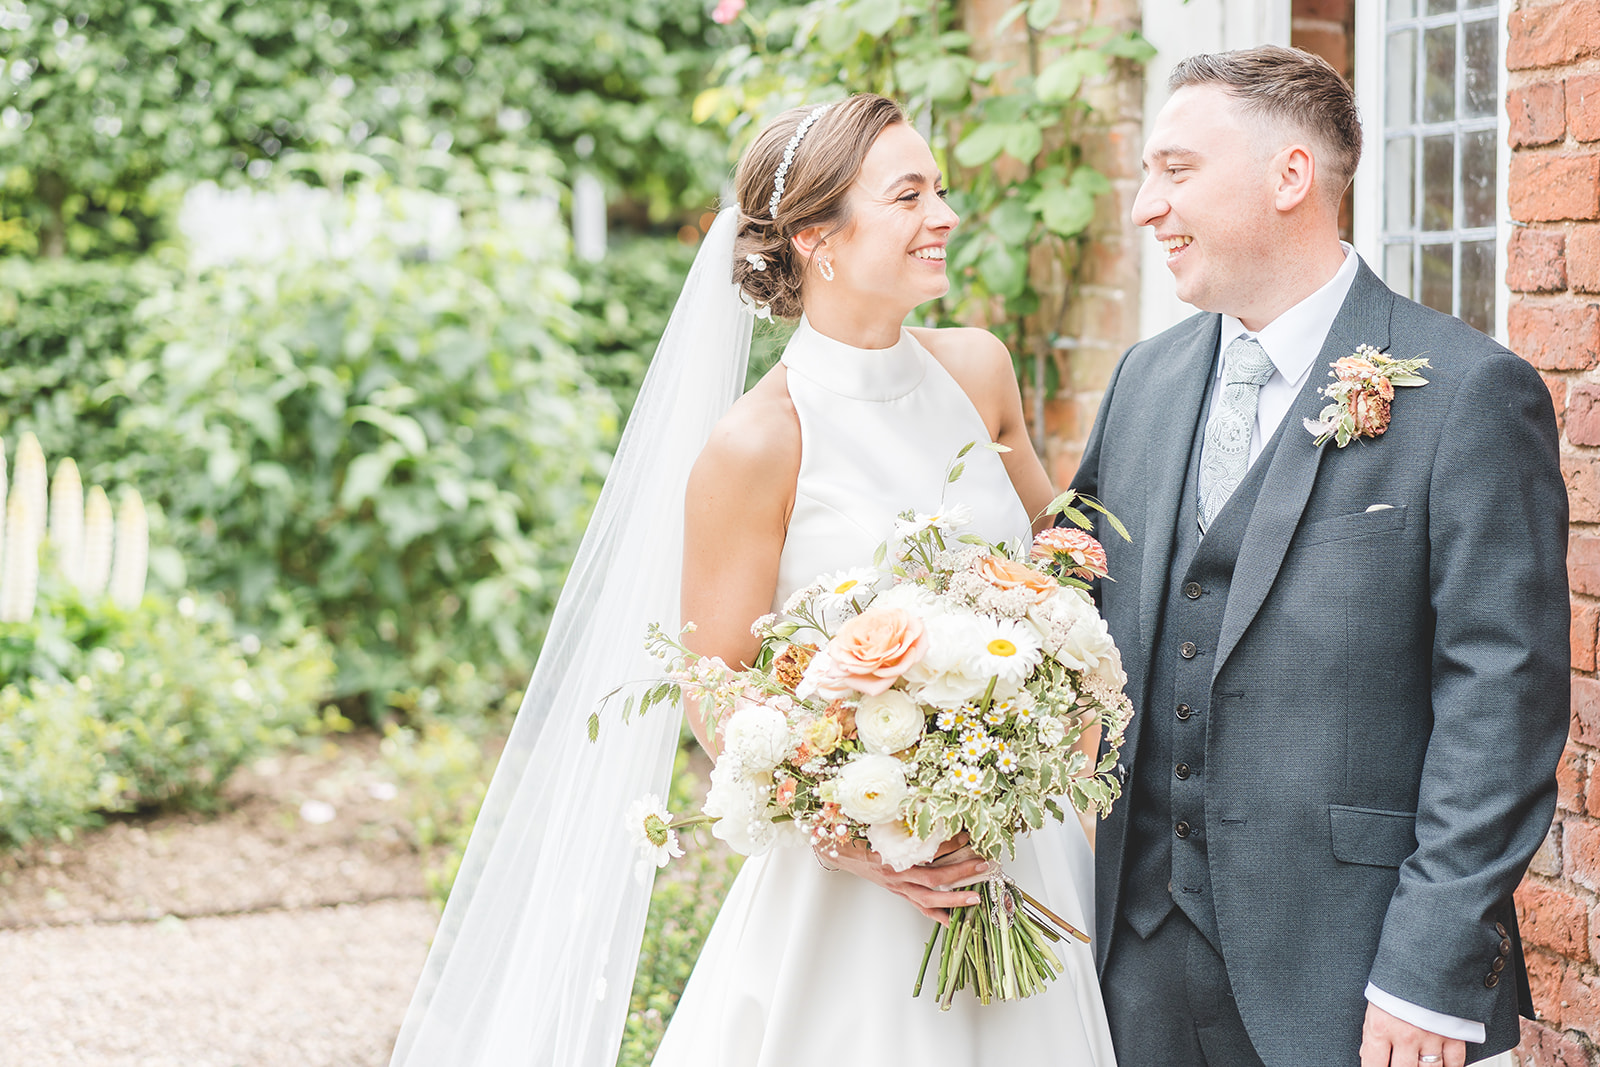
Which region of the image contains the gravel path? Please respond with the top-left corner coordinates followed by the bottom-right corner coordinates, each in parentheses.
top-left (0, 736), bottom-right (441, 1067)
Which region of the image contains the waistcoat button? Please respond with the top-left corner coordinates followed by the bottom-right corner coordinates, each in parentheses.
top-left (1174, 762), bottom-right (1191, 779)
top-left (1180, 641), bottom-right (1197, 659)
top-left (1176, 704), bottom-right (1192, 720)
top-left (1184, 582), bottom-right (1202, 599)
top-left (1174, 821), bottom-right (1191, 838)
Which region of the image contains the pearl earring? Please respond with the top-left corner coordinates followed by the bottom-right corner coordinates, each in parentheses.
top-left (818, 256), bottom-right (835, 282)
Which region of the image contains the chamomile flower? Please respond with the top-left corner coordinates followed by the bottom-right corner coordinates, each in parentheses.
top-left (995, 748), bottom-right (1020, 774)
top-left (936, 709), bottom-right (962, 731)
top-left (983, 702), bottom-right (1010, 726)
top-left (815, 568), bottom-right (879, 611)
top-left (965, 616), bottom-right (1045, 687)
top-left (954, 765), bottom-right (985, 794)
top-left (960, 734), bottom-right (989, 762)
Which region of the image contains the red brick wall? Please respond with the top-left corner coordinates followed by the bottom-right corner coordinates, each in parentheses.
top-left (1291, 0), bottom-right (1355, 242)
top-left (1506, 1), bottom-right (1600, 1062)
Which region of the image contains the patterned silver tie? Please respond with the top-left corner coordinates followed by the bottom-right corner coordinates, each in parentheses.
top-left (1198, 335), bottom-right (1276, 532)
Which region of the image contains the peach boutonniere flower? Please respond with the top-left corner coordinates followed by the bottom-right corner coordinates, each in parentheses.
top-left (1304, 345), bottom-right (1431, 448)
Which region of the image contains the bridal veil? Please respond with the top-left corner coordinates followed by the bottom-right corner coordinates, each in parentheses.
top-left (390, 206), bottom-right (753, 1066)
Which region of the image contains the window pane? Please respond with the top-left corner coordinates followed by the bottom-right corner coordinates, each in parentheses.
top-left (1460, 240), bottom-right (1495, 334)
top-left (1386, 243), bottom-right (1415, 300)
top-left (1390, 0), bottom-right (1416, 19)
top-left (1388, 30), bottom-right (1417, 127)
top-left (1386, 137), bottom-right (1416, 231)
top-left (1423, 135), bottom-right (1455, 230)
top-left (1464, 19), bottom-right (1498, 118)
top-left (1426, 0), bottom-right (1457, 13)
top-left (1462, 128), bottom-right (1496, 228)
top-left (1464, 0), bottom-right (1494, 9)
top-left (1421, 243), bottom-right (1453, 314)
top-left (1424, 25), bottom-right (1457, 123)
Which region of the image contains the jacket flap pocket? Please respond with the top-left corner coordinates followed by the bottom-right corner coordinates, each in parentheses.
top-left (1298, 505), bottom-right (1409, 547)
top-left (1329, 805), bottom-right (1417, 868)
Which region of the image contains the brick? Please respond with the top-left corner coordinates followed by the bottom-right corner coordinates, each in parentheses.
top-left (1548, 374), bottom-right (1570, 437)
top-left (1525, 948), bottom-right (1570, 1027)
top-left (1575, 676), bottom-right (1600, 746)
top-left (1569, 74), bottom-right (1600, 144)
top-left (1571, 385), bottom-right (1600, 446)
top-left (1589, 757), bottom-right (1600, 818)
top-left (1511, 82), bottom-right (1569, 148)
top-left (1568, 226), bottom-right (1600, 294)
top-left (1293, 0), bottom-right (1352, 23)
top-left (1573, 602), bottom-right (1599, 671)
top-left (1564, 454), bottom-right (1600, 522)
top-left (1561, 746), bottom-right (1590, 813)
top-left (1570, 535), bottom-right (1600, 596)
top-left (1508, 1), bottom-right (1600, 71)
top-left (1532, 822), bottom-right (1566, 877)
top-left (1564, 818), bottom-right (1600, 892)
top-left (1558, 966), bottom-right (1600, 1037)
top-left (1291, 26), bottom-right (1352, 78)
top-left (1510, 229), bottom-right (1570, 293)
top-left (1517, 1016), bottom-right (1597, 1067)
top-left (1510, 302), bottom-right (1600, 370)
top-left (1511, 156), bottom-right (1600, 223)
top-left (1518, 881), bottom-right (1593, 958)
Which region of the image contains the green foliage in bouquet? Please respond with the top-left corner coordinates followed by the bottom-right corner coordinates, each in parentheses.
top-left (0, 0), bottom-right (729, 257)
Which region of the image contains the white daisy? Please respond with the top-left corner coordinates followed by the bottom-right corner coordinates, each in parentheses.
top-left (625, 794), bottom-right (684, 881)
top-left (965, 616), bottom-right (1045, 688)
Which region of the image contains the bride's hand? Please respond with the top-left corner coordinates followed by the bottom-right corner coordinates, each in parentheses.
top-left (815, 832), bottom-right (989, 924)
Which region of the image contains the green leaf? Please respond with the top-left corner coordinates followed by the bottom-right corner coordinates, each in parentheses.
top-left (1034, 57), bottom-right (1083, 103)
top-left (339, 448), bottom-right (398, 510)
top-left (978, 242), bottom-right (1028, 299)
top-left (856, 0), bottom-right (903, 39)
top-left (988, 198), bottom-right (1036, 245)
top-left (954, 123), bottom-right (1009, 168)
top-left (947, 462), bottom-right (966, 483)
top-left (873, 540), bottom-right (888, 567)
top-left (587, 712), bottom-right (600, 742)
top-left (1004, 122), bottom-right (1043, 165)
top-left (1102, 31), bottom-right (1158, 62)
top-left (957, 533), bottom-right (992, 546)
top-left (1027, 0), bottom-right (1063, 31)
top-left (994, 1), bottom-right (1031, 35)
top-left (1029, 184), bottom-right (1096, 237)
top-left (956, 441), bottom-right (977, 460)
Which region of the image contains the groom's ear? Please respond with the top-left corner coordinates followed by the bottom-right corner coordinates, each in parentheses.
top-left (1271, 144), bottom-right (1318, 214)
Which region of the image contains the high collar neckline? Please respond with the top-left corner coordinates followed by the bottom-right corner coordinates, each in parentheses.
top-left (780, 315), bottom-right (927, 401)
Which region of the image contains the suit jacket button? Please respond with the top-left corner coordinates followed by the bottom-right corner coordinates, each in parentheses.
top-left (1180, 641), bottom-right (1198, 659)
top-left (1175, 821), bottom-right (1191, 839)
top-left (1184, 582), bottom-right (1202, 599)
top-left (1484, 972), bottom-right (1500, 989)
top-left (1175, 762), bottom-right (1191, 780)
top-left (1499, 938), bottom-right (1512, 955)
top-left (1495, 922), bottom-right (1508, 938)
top-left (1176, 703), bottom-right (1193, 720)
top-left (1492, 956), bottom-right (1506, 973)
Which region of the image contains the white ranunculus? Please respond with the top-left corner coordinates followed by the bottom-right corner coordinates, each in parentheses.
top-left (833, 754), bottom-right (909, 824)
top-left (855, 689), bottom-right (926, 755)
top-left (722, 703), bottom-right (795, 772)
top-left (867, 817), bottom-right (945, 872)
top-left (901, 612), bottom-right (992, 708)
top-left (1037, 715), bottom-right (1067, 748)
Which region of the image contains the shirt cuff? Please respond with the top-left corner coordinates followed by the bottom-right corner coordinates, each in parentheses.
top-left (1365, 983), bottom-right (1487, 1044)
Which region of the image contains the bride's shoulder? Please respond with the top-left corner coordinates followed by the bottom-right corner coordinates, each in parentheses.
top-left (908, 325), bottom-right (1016, 404)
top-left (690, 366), bottom-right (801, 491)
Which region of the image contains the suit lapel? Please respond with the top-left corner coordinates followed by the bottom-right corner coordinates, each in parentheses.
top-left (1212, 260), bottom-right (1396, 679)
top-left (1138, 315), bottom-right (1221, 663)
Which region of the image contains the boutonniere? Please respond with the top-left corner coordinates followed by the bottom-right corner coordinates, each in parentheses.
top-left (1303, 345), bottom-right (1431, 448)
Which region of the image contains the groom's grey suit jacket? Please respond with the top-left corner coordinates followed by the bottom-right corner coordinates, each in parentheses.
top-left (1070, 260), bottom-right (1569, 1064)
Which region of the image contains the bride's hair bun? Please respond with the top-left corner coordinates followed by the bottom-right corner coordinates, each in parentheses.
top-left (731, 94), bottom-right (905, 320)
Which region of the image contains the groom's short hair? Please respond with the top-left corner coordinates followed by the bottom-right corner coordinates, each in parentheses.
top-left (1169, 45), bottom-right (1363, 200)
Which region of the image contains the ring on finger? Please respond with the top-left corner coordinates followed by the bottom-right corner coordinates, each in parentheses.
top-left (1419, 1055), bottom-right (1442, 1064)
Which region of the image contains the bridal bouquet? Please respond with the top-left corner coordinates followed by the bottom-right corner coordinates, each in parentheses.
top-left (611, 449), bottom-right (1133, 1008)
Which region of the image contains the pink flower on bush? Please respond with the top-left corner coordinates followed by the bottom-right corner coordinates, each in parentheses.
top-left (711, 0), bottom-right (745, 24)
top-left (1031, 527), bottom-right (1108, 580)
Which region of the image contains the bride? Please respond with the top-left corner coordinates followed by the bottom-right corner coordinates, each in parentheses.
top-left (389, 93), bottom-right (1117, 1067)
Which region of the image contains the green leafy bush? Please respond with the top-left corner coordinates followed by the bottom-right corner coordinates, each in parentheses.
top-left (0, 588), bottom-right (334, 847)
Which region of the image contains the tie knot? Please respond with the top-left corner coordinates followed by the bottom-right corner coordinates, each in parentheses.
top-left (1223, 336), bottom-right (1275, 387)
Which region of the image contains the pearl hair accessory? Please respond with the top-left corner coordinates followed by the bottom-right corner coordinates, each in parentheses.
top-left (768, 103), bottom-right (833, 218)
top-left (745, 253), bottom-right (768, 271)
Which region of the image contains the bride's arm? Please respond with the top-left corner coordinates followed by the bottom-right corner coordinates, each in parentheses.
top-left (679, 385), bottom-right (799, 755)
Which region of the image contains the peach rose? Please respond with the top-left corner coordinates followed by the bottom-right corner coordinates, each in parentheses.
top-left (815, 608), bottom-right (927, 696)
top-left (1031, 527), bottom-right (1109, 580)
top-left (1333, 355), bottom-right (1378, 383)
top-left (1350, 390), bottom-right (1392, 438)
top-left (977, 554), bottom-right (1058, 602)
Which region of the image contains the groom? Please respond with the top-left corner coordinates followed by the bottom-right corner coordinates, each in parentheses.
top-left (1070, 47), bottom-right (1569, 1067)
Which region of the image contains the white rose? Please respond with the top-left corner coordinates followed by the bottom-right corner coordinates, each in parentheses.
top-left (855, 689), bottom-right (926, 755)
top-left (1038, 716), bottom-right (1067, 748)
top-left (722, 704), bottom-right (795, 772)
top-left (867, 817), bottom-right (945, 872)
top-left (833, 754), bottom-right (909, 824)
top-left (1057, 613), bottom-right (1117, 672)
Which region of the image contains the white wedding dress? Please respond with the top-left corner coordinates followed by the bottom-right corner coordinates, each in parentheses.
top-left (652, 317), bottom-right (1117, 1067)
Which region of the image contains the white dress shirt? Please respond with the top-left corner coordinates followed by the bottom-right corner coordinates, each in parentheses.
top-left (1209, 244), bottom-right (1488, 1047)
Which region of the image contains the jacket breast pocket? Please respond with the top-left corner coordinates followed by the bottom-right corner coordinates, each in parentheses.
top-left (1297, 505), bottom-right (1409, 547)
top-left (1329, 805), bottom-right (1417, 868)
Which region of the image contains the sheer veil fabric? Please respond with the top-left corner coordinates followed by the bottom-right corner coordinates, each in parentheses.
top-left (389, 206), bottom-right (753, 1067)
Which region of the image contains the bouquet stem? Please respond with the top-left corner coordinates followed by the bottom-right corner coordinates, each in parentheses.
top-left (914, 869), bottom-right (1087, 1008)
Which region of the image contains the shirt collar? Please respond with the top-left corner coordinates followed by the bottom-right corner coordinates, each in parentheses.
top-left (1217, 243), bottom-right (1359, 384)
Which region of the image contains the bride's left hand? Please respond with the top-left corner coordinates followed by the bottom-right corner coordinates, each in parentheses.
top-left (815, 832), bottom-right (989, 924)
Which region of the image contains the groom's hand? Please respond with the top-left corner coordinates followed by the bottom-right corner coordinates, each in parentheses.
top-left (1360, 1003), bottom-right (1467, 1067)
top-left (817, 832), bottom-right (988, 923)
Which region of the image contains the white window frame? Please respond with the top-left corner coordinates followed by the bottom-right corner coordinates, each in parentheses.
top-left (1353, 0), bottom-right (1513, 344)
